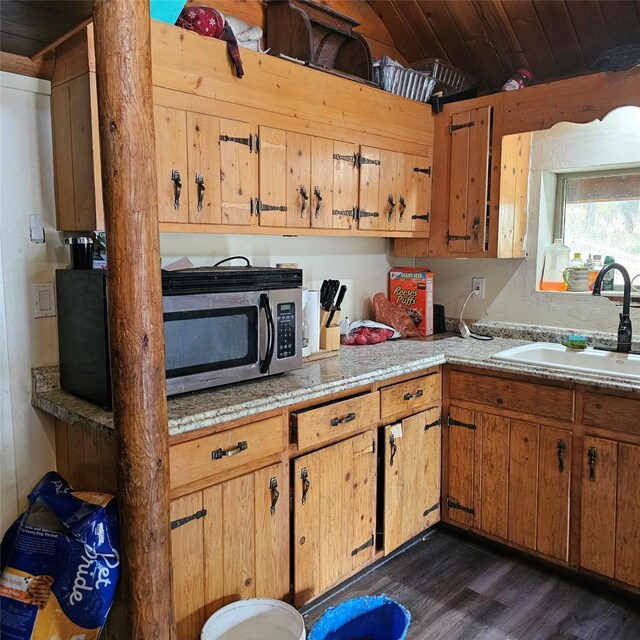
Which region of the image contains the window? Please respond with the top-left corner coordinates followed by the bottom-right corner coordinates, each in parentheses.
top-left (555, 168), bottom-right (640, 290)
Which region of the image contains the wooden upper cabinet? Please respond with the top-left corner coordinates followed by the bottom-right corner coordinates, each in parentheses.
top-left (257, 125), bottom-right (287, 227)
top-left (357, 145), bottom-right (382, 231)
top-left (51, 68), bottom-right (104, 231)
top-left (219, 118), bottom-right (257, 227)
top-left (447, 105), bottom-right (491, 254)
top-left (285, 131), bottom-right (312, 228)
top-left (187, 112), bottom-right (221, 225)
top-left (310, 136), bottom-right (334, 229)
top-left (155, 105), bottom-right (188, 223)
top-left (155, 108), bottom-right (223, 225)
top-left (332, 141), bottom-right (359, 230)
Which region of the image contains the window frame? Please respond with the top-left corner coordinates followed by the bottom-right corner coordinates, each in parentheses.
top-left (553, 166), bottom-right (640, 294)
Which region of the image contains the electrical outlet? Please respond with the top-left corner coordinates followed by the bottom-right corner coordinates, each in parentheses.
top-left (472, 277), bottom-right (485, 300)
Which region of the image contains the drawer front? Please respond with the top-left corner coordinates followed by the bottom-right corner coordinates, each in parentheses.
top-left (583, 392), bottom-right (640, 435)
top-left (291, 393), bottom-right (380, 450)
top-left (380, 372), bottom-right (441, 421)
top-left (170, 416), bottom-right (284, 490)
top-left (449, 371), bottom-right (575, 422)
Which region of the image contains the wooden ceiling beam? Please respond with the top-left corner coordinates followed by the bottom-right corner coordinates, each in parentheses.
top-left (368, 0), bottom-right (427, 62)
top-left (92, 1), bottom-right (174, 637)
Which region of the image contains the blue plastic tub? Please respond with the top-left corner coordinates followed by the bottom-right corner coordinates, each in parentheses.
top-left (309, 595), bottom-right (410, 640)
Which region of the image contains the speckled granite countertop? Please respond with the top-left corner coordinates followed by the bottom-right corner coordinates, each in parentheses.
top-left (32, 331), bottom-right (640, 438)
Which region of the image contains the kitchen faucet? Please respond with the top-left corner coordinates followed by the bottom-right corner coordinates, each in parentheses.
top-left (592, 262), bottom-right (632, 353)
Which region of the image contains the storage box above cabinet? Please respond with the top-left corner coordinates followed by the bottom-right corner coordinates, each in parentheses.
top-left (265, 0), bottom-right (372, 82)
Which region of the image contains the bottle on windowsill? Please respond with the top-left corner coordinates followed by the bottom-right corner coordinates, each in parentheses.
top-left (540, 238), bottom-right (570, 291)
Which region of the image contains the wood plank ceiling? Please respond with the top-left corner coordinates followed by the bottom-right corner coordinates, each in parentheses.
top-left (1, 0), bottom-right (639, 93)
top-left (367, 0), bottom-right (640, 92)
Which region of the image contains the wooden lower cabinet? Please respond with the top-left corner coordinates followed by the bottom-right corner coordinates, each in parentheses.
top-left (292, 431), bottom-right (376, 607)
top-left (171, 462), bottom-right (289, 640)
top-left (580, 437), bottom-right (640, 587)
top-left (446, 406), bottom-right (572, 562)
top-left (382, 407), bottom-right (441, 554)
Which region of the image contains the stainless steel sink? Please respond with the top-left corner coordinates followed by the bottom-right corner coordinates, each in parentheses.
top-left (492, 342), bottom-right (640, 381)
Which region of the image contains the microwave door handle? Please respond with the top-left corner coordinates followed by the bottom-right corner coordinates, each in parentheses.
top-left (259, 293), bottom-right (275, 374)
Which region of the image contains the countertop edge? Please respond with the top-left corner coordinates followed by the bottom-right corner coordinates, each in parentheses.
top-left (32, 338), bottom-right (639, 438)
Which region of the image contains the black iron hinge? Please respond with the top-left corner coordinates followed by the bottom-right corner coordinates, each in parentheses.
top-left (423, 501), bottom-right (440, 517)
top-left (219, 133), bottom-right (254, 152)
top-left (424, 417), bottom-right (441, 431)
top-left (450, 121), bottom-right (475, 134)
top-left (413, 166), bottom-right (431, 175)
top-left (447, 415), bottom-right (476, 430)
top-left (333, 152), bottom-right (358, 166)
top-left (332, 208), bottom-right (357, 219)
top-left (446, 231), bottom-right (472, 244)
top-left (170, 509), bottom-right (207, 530)
top-left (351, 534), bottom-right (374, 556)
top-left (446, 497), bottom-right (475, 515)
top-left (254, 200), bottom-right (287, 216)
top-left (357, 209), bottom-right (380, 219)
top-left (357, 154), bottom-right (381, 167)
top-left (412, 214), bottom-right (429, 221)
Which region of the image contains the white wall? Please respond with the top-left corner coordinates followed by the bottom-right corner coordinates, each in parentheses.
top-left (0, 72), bottom-right (67, 532)
top-left (404, 107), bottom-right (640, 332)
top-left (161, 234), bottom-right (393, 322)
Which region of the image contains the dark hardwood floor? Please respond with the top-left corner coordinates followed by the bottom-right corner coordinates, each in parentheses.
top-left (301, 527), bottom-right (640, 640)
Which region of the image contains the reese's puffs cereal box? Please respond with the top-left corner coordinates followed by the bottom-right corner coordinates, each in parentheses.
top-left (389, 267), bottom-right (434, 336)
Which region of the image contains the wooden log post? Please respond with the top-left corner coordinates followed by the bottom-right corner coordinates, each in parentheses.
top-left (92, 2), bottom-right (174, 638)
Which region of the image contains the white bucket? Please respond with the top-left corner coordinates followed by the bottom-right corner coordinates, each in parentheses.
top-left (201, 598), bottom-right (306, 640)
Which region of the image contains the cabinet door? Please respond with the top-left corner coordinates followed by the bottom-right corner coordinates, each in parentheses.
top-left (448, 105), bottom-right (491, 253)
top-left (537, 425), bottom-right (571, 561)
top-left (155, 105), bottom-right (188, 223)
top-left (615, 443), bottom-right (640, 587)
top-left (219, 118), bottom-right (256, 226)
top-left (479, 413), bottom-right (509, 539)
top-left (383, 407), bottom-right (441, 554)
top-left (357, 146), bottom-right (381, 230)
top-left (377, 149), bottom-right (398, 231)
top-left (446, 406), bottom-right (477, 527)
top-left (293, 431), bottom-right (376, 606)
top-left (258, 126), bottom-right (288, 227)
top-left (286, 131), bottom-right (311, 228)
top-left (409, 154), bottom-right (432, 235)
top-left (186, 112), bottom-right (221, 224)
top-left (171, 492), bottom-right (206, 640)
top-left (332, 141), bottom-right (359, 230)
top-left (310, 136), bottom-right (334, 228)
top-left (171, 463), bottom-right (289, 640)
top-left (580, 436), bottom-right (617, 578)
top-left (508, 420), bottom-right (539, 550)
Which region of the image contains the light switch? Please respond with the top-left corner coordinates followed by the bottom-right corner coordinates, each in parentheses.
top-left (33, 283), bottom-right (56, 318)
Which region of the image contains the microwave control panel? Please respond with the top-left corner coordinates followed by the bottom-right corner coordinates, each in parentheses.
top-left (276, 302), bottom-right (296, 359)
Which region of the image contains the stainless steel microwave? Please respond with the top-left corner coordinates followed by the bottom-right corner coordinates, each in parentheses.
top-left (56, 267), bottom-right (303, 408)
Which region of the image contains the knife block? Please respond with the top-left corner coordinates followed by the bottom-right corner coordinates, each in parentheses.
top-left (320, 309), bottom-right (341, 351)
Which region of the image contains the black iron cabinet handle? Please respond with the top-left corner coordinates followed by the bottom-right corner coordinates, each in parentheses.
top-left (389, 434), bottom-right (397, 467)
top-left (299, 185), bottom-right (308, 217)
top-left (269, 477), bottom-right (279, 516)
top-left (313, 186), bottom-right (322, 218)
top-left (195, 173), bottom-right (205, 212)
top-left (301, 467), bottom-right (310, 505)
top-left (557, 440), bottom-right (566, 472)
top-left (171, 169), bottom-right (182, 210)
top-left (588, 447), bottom-right (597, 481)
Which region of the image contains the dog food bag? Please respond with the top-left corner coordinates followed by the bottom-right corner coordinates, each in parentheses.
top-left (389, 267), bottom-right (434, 336)
top-left (0, 471), bottom-right (120, 639)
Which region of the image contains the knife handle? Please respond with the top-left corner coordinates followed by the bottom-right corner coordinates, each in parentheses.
top-left (325, 308), bottom-right (336, 328)
top-left (334, 284), bottom-right (347, 310)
